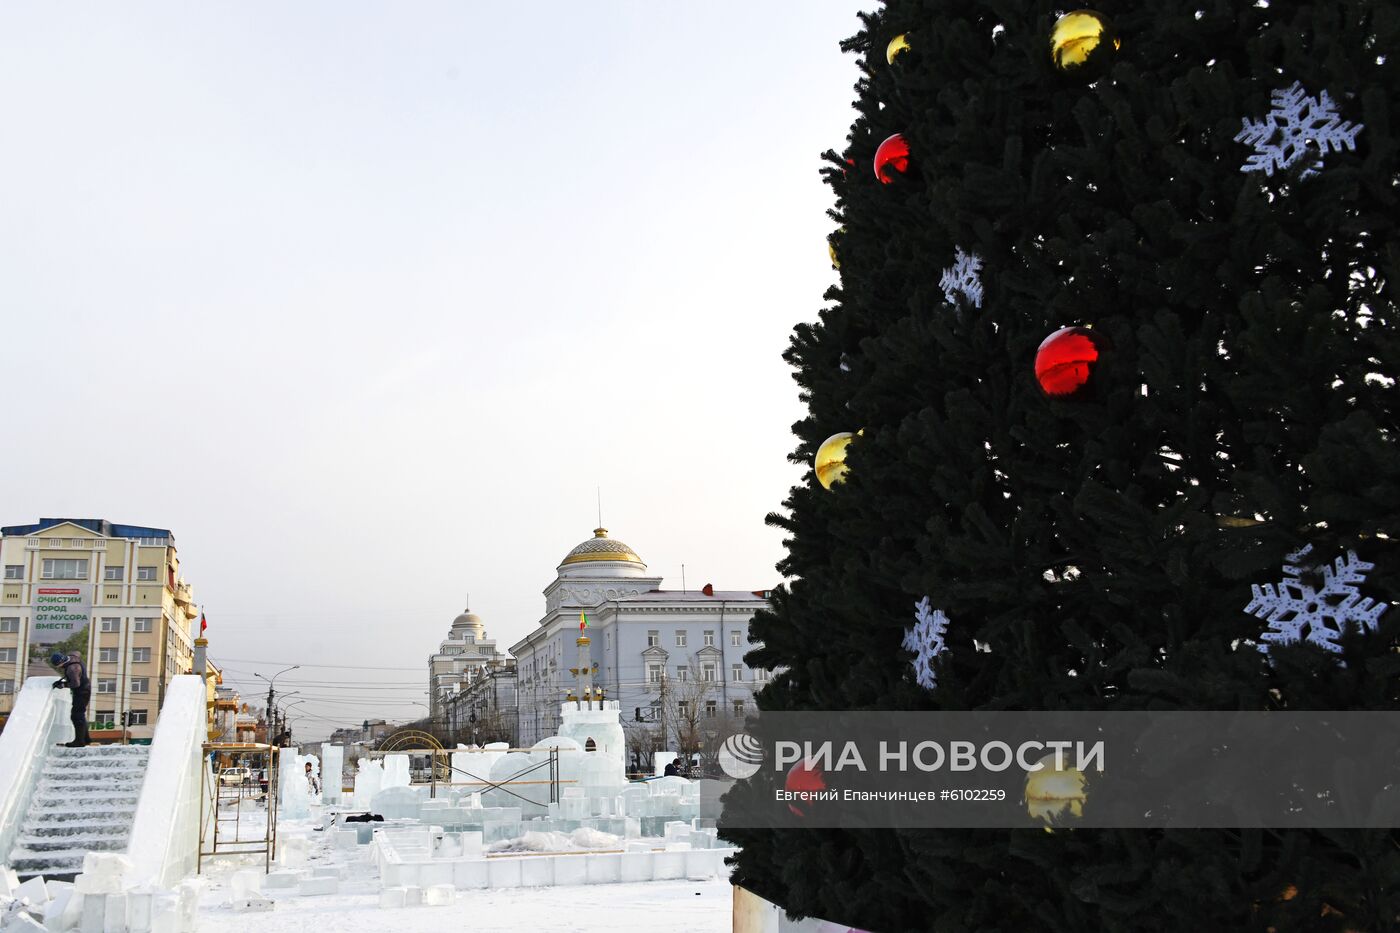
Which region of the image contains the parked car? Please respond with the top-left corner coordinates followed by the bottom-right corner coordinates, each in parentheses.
top-left (219, 766), bottom-right (251, 786)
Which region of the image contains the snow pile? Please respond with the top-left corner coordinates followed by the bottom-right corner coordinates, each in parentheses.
top-left (487, 827), bottom-right (621, 854)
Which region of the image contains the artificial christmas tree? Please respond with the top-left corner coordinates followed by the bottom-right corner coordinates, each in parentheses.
top-left (723, 2), bottom-right (1400, 930)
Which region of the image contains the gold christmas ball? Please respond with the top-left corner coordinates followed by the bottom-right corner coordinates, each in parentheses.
top-left (1216, 514), bottom-right (1265, 528)
top-left (1050, 10), bottom-right (1120, 74)
top-left (828, 240), bottom-right (839, 269)
top-left (1024, 753), bottom-right (1088, 825)
top-left (886, 33), bottom-right (911, 65)
top-left (814, 432), bottom-right (856, 490)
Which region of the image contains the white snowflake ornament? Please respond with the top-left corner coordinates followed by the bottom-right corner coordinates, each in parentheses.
top-left (1235, 82), bottom-right (1363, 179)
top-left (1245, 545), bottom-right (1389, 658)
top-left (939, 248), bottom-right (984, 309)
top-left (904, 597), bottom-right (951, 689)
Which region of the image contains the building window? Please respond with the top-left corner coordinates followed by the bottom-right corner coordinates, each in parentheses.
top-left (41, 559), bottom-right (88, 580)
top-left (704, 630), bottom-right (715, 647)
top-left (99, 648), bottom-right (119, 663)
top-left (705, 700), bottom-right (717, 718)
top-left (100, 618), bottom-right (120, 633)
top-left (96, 679), bottom-right (116, 694)
top-left (0, 618), bottom-right (17, 634)
top-left (730, 630), bottom-right (742, 647)
top-left (3, 565), bottom-right (21, 580)
top-left (127, 709), bottom-right (149, 726)
top-left (647, 664), bottom-right (662, 684)
top-left (103, 566), bottom-right (124, 581)
top-left (136, 566), bottom-right (157, 582)
top-left (675, 631), bottom-right (687, 647)
top-left (133, 618), bottom-right (154, 633)
top-left (675, 666), bottom-right (688, 682)
top-left (677, 700), bottom-right (690, 716)
top-left (731, 664), bottom-right (743, 682)
top-left (732, 700), bottom-right (744, 717)
top-left (0, 680), bottom-right (13, 695)
top-left (96, 709), bottom-right (115, 725)
top-left (131, 678), bottom-right (150, 694)
top-left (132, 647), bottom-right (151, 663)
top-left (0, 649), bottom-right (15, 663)
top-left (754, 668), bottom-right (769, 682)
top-left (702, 663), bottom-right (716, 682)
top-left (646, 631), bottom-right (659, 648)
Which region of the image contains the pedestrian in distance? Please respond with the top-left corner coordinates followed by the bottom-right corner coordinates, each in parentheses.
top-left (664, 757), bottom-right (681, 777)
top-left (305, 761), bottom-right (321, 796)
top-left (50, 651), bottom-right (91, 748)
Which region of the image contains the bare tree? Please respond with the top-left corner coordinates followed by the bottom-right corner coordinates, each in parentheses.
top-left (469, 702), bottom-right (517, 747)
top-left (623, 715), bottom-right (664, 776)
top-left (698, 711), bottom-right (746, 777)
top-left (656, 661), bottom-right (721, 771)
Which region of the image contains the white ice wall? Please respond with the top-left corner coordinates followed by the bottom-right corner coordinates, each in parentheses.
top-left (0, 677), bottom-right (73, 867)
top-left (126, 676), bottom-right (211, 888)
top-left (280, 752), bottom-right (316, 818)
top-left (321, 744), bottom-right (344, 805)
top-left (353, 758), bottom-right (383, 809)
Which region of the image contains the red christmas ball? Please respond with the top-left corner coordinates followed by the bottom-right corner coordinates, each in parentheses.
top-left (873, 133), bottom-right (910, 184)
top-left (784, 759), bottom-right (827, 817)
top-left (1035, 326), bottom-right (1105, 399)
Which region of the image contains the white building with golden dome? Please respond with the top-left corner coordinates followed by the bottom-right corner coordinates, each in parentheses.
top-left (428, 607), bottom-right (506, 725)
top-left (510, 528), bottom-right (771, 769)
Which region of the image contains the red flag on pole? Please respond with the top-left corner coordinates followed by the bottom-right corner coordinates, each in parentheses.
top-left (199, 611), bottom-right (208, 635)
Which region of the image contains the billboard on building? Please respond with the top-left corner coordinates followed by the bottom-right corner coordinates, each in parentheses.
top-left (31, 586), bottom-right (91, 644)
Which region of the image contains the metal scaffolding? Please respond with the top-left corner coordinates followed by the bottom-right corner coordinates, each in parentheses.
top-left (365, 746), bottom-right (568, 803)
top-left (199, 742), bottom-right (280, 873)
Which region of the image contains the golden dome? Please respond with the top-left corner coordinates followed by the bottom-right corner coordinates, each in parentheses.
top-left (451, 609), bottom-right (485, 637)
top-left (561, 528), bottom-right (644, 566)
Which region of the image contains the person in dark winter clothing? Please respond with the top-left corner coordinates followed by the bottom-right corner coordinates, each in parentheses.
top-left (664, 757), bottom-right (681, 777)
top-left (50, 651), bottom-right (91, 747)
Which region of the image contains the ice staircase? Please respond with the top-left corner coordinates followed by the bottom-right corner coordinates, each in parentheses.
top-left (9, 745), bottom-right (151, 880)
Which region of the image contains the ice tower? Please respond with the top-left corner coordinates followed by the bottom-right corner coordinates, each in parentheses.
top-left (559, 620), bottom-right (626, 785)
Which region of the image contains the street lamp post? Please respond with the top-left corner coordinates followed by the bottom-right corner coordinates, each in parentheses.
top-left (281, 699), bottom-right (308, 746)
top-left (266, 691), bottom-right (302, 746)
top-left (255, 666), bottom-right (300, 745)
top-left (405, 700), bottom-right (437, 744)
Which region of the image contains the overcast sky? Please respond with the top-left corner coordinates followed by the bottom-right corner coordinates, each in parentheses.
top-left (0, 2), bottom-right (864, 739)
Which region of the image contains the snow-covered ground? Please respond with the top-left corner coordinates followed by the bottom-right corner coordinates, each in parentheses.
top-left (199, 880), bottom-right (733, 933)
top-left (194, 805), bottom-right (732, 933)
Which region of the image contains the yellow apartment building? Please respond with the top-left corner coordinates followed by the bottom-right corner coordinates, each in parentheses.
top-left (0, 517), bottom-right (204, 741)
